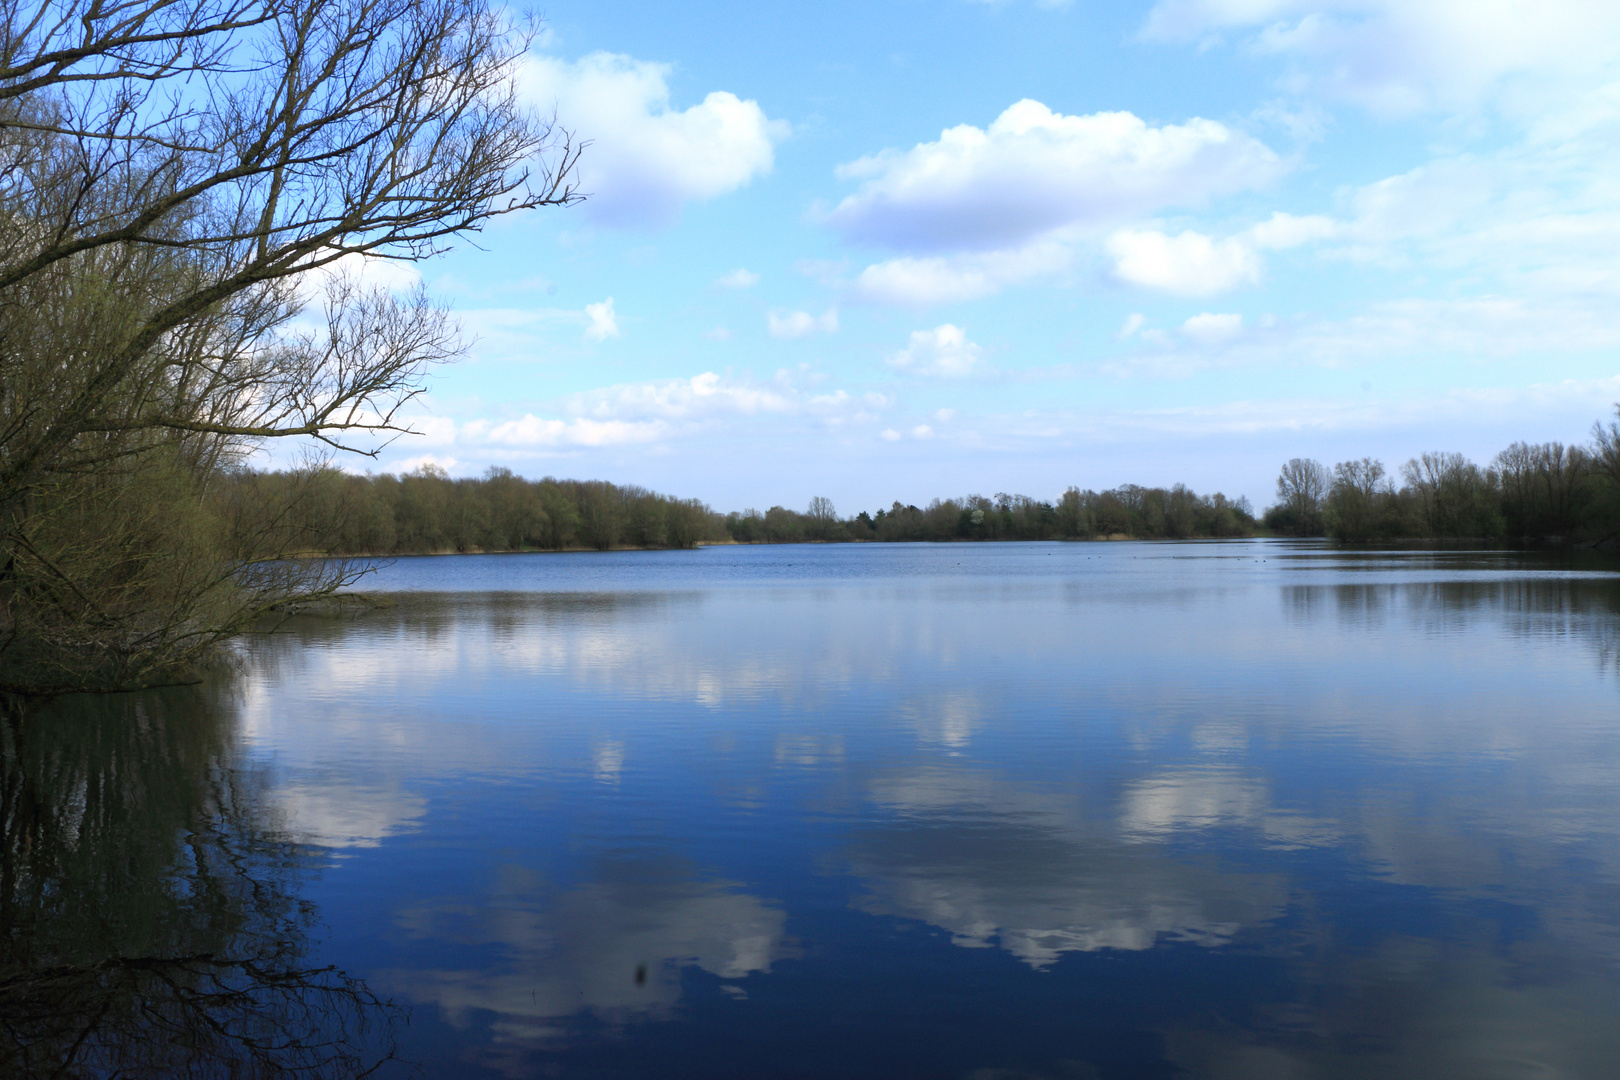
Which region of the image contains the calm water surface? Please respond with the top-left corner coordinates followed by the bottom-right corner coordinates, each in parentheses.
top-left (9, 540), bottom-right (1620, 1078)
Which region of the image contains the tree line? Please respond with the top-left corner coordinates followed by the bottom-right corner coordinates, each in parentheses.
top-left (232, 467), bottom-right (1257, 555)
top-left (724, 486), bottom-right (1255, 544)
top-left (230, 466), bottom-right (726, 554)
top-left (1266, 408), bottom-right (1620, 543)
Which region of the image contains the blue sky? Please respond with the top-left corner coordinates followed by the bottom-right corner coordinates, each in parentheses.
top-left (318, 0), bottom-right (1620, 514)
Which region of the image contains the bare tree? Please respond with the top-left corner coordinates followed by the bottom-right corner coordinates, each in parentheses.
top-left (1326, 458), bottom-right (1390, 541)
top-left (1274, 458), bottom-right (1327, 536)
top-left (1594, 406), bottom-right (1620, 494)
top-left (0, 0), bottom-right (582, 690)
top-left (1401, 451), bottom-right (1499, 539)
top-left (1493, 440), bottom-right (1587, 537)
top-left (807, 495), bottom-right (836, 540)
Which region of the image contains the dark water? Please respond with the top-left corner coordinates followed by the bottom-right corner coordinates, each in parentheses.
top-left (7, 540), bottom-right (1620, 1078)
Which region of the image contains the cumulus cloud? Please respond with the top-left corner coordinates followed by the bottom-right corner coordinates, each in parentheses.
top-left (714, 268), bottom-right (760, 289)
top-left (1245, 211), bottom-right (1341, 249)
top-left (1139, 1), bottom-right (1620, 116)
top-left (478, 416), bottom-right (663, 448)
top-left (290, 252), bottom-right (422, 311)
top-left (1108, 229), bottom-right (1263, 295)
top-left (1180, 312), bottom-right (1245, 345)
top-left (847, 212), bottom-right (1334, 306)
top-left (572, 370), bottom-right (799, 422)
top-left (850, 240), bottom-right (1073, 305)
top-left (584, 298), bottom-right (620, 341)
top-left (521, 52), bottom-right (786, 228)
top-left (768, 309), bottom-right (839, 339)
top-left (825, 100), bottom-right (1283, 253)
top-left (889, 324), bottom-right (989, 378)
top-left (442, 370), bottom-right (892, 454)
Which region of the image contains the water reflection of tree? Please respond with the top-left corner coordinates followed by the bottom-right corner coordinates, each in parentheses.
top-left (0, 689), bottom-right (401, 1078)
top-left (1283, 576), bottom-right (1620, 673)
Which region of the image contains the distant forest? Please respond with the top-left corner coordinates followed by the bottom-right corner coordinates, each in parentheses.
top-left (1268, 410), bottom-right (1620, 544)
top-left (230, 468), bottom-right (1258, 554)
top-left (235, 407), bottom-right (1620, 556)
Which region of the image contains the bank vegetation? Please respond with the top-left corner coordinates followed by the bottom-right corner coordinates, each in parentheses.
top-left (1265, 408), bottom-right (1620, 545)
top-left (229, 467), bottom-right (1258, 555)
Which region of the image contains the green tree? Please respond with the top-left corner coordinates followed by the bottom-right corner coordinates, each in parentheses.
top-left (573, 481), bottom-right (622, 550)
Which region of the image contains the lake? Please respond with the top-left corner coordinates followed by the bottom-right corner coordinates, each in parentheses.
top-left (7, 540), bottom-right (1620, 1078)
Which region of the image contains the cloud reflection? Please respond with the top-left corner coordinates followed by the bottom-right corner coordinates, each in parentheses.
top-left (383, 859), bottom-right (788, 1057)
top-left (1119, 768), bottom-right (1341, 850)
top-left (847, 766), bottom-right (1289, 967)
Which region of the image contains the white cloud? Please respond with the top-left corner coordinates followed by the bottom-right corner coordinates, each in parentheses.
top-left (572, 370), bottom-right (798, 422)
top-left (1245, 211), bottom-right (1340, 249)
top-left (853, 257), bottom-right (1000, 305)
top-left (846, 211), bottom-right (1336, 307)
top-left (714, 268), bottom-right (760, 289)
top-left (475, 371), bottom-right (893, 447)
top-left (394, 453), bottom-right (459, 474)
top-left (1094, 375), bottom-right (1620, 438)
top-left (480, 416), bottom-right (663, 448)
top-left (880, 376), bottom-right (1620, 459)
top-left (1320, 135), bottom-right (1620, 301)
top-left (1108, 229), bottom-right (1263, 295)
top-left (1100, 296), bottom-right (1620, 380)
top-left (826, 100), bottom-right (1283, 253)
top-left (584, 297), bottom-right (620, 341)
top-left (768, 309), bottom-right (839, 339)
top-left (880, 428), bottom-right (902, 441)
top-left (889, 324), bottom-right (988, 378)
top-left (911, 424), bottom-right (935, 439)
top-left (1117, 313), bottom-right (1148, 339)
top-left (850, 239), bottom-right (1073, 305)
top-left (1140, 1), bottom-right (1620, 117)
top-left (291, 252), bottom-right (422, 311)
top-left (406, 415), bottom-right (457, 448)
top-left (323, 252), bottom-right (422, 294)
top-left (1180, 312), bottom-right (1245, 345)
top-left (521, 52), bottom-right (786, 228)
top-left (377, 372), bottom-right (896, 469)
top-left (704, 325), bottom-right (732, 341)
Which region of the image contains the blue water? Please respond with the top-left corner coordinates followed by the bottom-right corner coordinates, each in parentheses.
top-left (15, 540), bottom-right (1620, 1077)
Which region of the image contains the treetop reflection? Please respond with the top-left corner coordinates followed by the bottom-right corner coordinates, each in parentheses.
top-left (0, 690), bottom-right (401, 1079)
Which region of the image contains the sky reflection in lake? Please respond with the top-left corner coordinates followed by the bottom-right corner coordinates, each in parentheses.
top-left (233, 541), bottom-right (1620, 1078)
